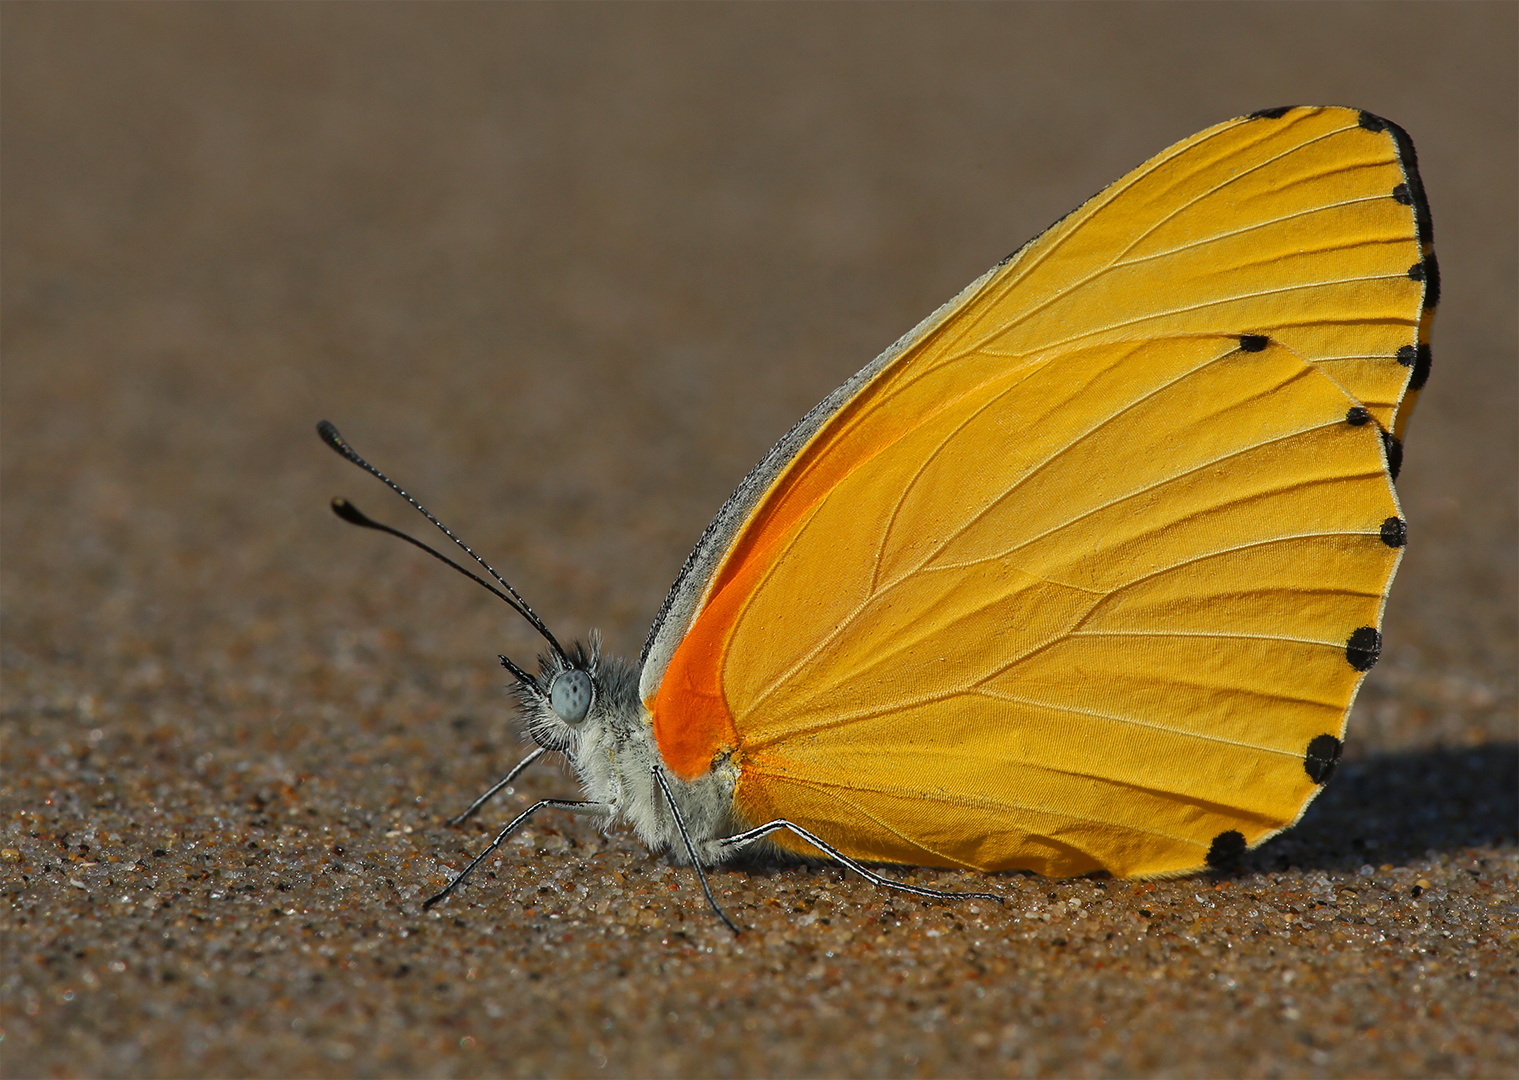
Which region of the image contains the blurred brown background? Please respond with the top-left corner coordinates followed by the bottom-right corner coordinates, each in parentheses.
top-left (3, 4), bottom-right (1514, 1078)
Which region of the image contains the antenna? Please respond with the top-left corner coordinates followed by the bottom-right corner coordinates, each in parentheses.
top-left (317, 421), bottom-right (567, 662)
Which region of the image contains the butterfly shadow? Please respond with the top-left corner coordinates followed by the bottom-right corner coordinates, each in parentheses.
top-left (1243, 741), bottom-right (1518, 874)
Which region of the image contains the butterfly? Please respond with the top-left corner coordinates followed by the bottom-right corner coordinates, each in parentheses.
top-left (321, 105), bottom-right (1434, 931)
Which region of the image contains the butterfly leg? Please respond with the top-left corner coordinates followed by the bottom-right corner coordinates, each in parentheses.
top-left (444, 745), bottom-right (549, 825)
top-left (718, 820), bottom-right (1004, 904)
top-left (422, 797), bottom-right (610, 910)
top-left (650, 766), bottom-right (741, 934)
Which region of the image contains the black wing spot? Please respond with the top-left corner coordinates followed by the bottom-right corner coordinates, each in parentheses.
top-left (1381, 117), bottom-right (1434, 243)
top-left (1304, 734), bottom-right (1343, 784)
top-left (1345, 406), bottom-right (1371, 427)
top-left (1346, 627), bottom-right (1382, 672)
top-left (1247, 106), bottom-right (1294, 120)
top-left (1239, 334), bottom-right (1269, 353)
top-left (1381, 430), bottom-right (1403, 481)
top-left (1392, 183), bottom-right (1413, 206)
top-left (1409, 343), bottom-right (1432, 391)
top-left (1358, 111), bottom-right (1389, 133)
top-left (1206, 830), bottom-right (1247, 869)
top-left (1380, 517), bottom-right (1407, 548)
top-left (1409, 256), bottom-right (1441, 308)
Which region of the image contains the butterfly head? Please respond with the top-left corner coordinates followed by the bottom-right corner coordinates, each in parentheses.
top-left (512, 633), bottom-right (645, 764)
top-left (508, 636), bottom-right (602, 754)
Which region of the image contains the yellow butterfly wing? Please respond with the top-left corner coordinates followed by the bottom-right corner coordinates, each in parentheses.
top-left (649, 106), bottom-right (1433, 877)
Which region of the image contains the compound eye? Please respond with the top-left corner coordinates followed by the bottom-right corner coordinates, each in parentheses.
top-left (549, 669), bottom-right (592, 725)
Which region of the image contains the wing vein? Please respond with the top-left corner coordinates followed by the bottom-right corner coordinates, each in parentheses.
top-left (1067, 628), bottom-right (1357, 648)
top-left (954, 271), bottom-right (1418, 367)
top-left (1110, 193), bottom-right (1403, 271)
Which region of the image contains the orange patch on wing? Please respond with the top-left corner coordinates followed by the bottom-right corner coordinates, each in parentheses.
top-left (650, 358), bottom-right (932, 780)
top-left (649, 578), bottom-right (740, 779)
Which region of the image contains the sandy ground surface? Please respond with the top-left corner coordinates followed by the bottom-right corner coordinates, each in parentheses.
top-left (3, 5), bottom-right (1515, 1078)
